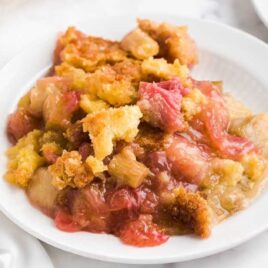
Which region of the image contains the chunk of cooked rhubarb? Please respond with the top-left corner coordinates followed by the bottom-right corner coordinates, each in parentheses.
top-left (170, 187), bottom-right (211, 238)
top-left (135, 186), bottom-right (159, 214)
top-left (43, 91), bottom-right (80, 130)
top-left (54, 209), bottom-right (81, 232)
top-left (166, 136), bottom-right (210, 185)
top-left (78, 142), bottom-right (94, 161)
top-left (7, 108), bottom-right (40, 143)
top-left (192, 79), bottom-right (224, 101)
top-left (191, 80), bottom-right (256, 160)
top-left (138, 19), bottom-right (198, 67)
top-left (108, 146), bottom-right (150, 188)
top-left (27, 167), bottom-right (59, 217)
top-left (107, 186), bottom-right (139, 212)
top-left (138, 79), bottom-right (187, 133)
top-left (5, 130), bottom-right (45, 188)
top-left (119, 214), bottom-right (169, 247)
top-left (48, 150), bottom-right (93, 190)
top-left (60, 183), bottom-right (110, 233)
top-left (82, 105), bottom-right (142, 160)
top-left (29, 76), bottom-right (71, 117)
top-left (121, 28), bottom-right (159, 60)
top-left (201, 102), bottom-right (255, 160)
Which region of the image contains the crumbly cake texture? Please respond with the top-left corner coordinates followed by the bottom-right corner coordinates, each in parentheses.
top-left (5, 19), bottom-right (268, 247)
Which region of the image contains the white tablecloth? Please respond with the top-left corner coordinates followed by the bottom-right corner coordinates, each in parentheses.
top-left (1, 0), bottom-right (268, 267)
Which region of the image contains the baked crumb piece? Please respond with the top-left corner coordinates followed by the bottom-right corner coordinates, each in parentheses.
top-left (211, 159), bottom-right (244, 187)
top-left (182, 88), bottom-right (207, 120)
top-left (55, 62), bottom-right (89, 91)
top-left (171, 187), bottom-right (211, 238)
top-left (135, 123), bottom-right (168, 151)
top-left (121, 28), bottom-right (159, 60)
top-left (86, 155), bottom-right (107, 175)
top-left (48, 150), bottom-right (93, 190)
top-left (138, 79), bottom-right (187, 133)
top-left (5, 130), bottom-right (45, 188)
top-left (108, 146), bottom-right (150, 188)
top-left (138, 19), bottom-right (198, 66)
top-left (59, 27), bottom-right (127, 72)
top-left (80, 94), bottom-right (109, 114)
top-left (82, 105), bottom-right (142, 160)
top-left (142, 58), bottom-right (189, 81)
top-left (87, 60), bottom-right (142, 106)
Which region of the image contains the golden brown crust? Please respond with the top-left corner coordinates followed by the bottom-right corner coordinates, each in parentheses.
top-left (87, 60), bottom-right (142, 106)
top-left (82, 105), bottom-right (142, 160)
top-left (55, 62), bottom-right (89, 91)
top-left (138, 19), bottom-right (198, 66)
top-left (171, 187), bottom-right (212, 238)
top-left (48, 150), bottom-right (93, 190)
top-left (5, 130), bottom-right (45, 188)
top-left (135, 123), bottom-right (169, 152)
top-left (141, 58), bottom-right (189, 81)
top-left (59, 27), bottom-right (127, 72)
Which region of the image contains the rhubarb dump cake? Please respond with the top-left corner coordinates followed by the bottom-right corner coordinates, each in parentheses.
top-left (5, 19), bottom-right (268, 247)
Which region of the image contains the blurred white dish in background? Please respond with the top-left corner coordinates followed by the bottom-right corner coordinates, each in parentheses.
top-left (1, 15), bottom-right (268, 264)
top-left (252, 0), bottom-right (268, 28)
top-left (0, 212), bottom-right (53, 268)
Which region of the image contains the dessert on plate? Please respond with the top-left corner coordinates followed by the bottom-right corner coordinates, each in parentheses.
top-left (5, 19), bottom-right (268, 247)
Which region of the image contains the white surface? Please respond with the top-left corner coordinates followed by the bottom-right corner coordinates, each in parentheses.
top-left (252, 0), bottom-right (268, 28)
top-left (0, 0), bottom-right (268, 267)
top-left (0, 212), bottom-right (53, 268)
top-left (0, 0), bottom-right (216, 67)
top-left (1, 13), bottom-right (268, 265)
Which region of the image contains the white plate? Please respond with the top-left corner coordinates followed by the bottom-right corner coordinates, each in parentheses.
top-left (252, 0), bottom-right (268, 28)
top-left (1, 15), bottom-right (268, 264)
